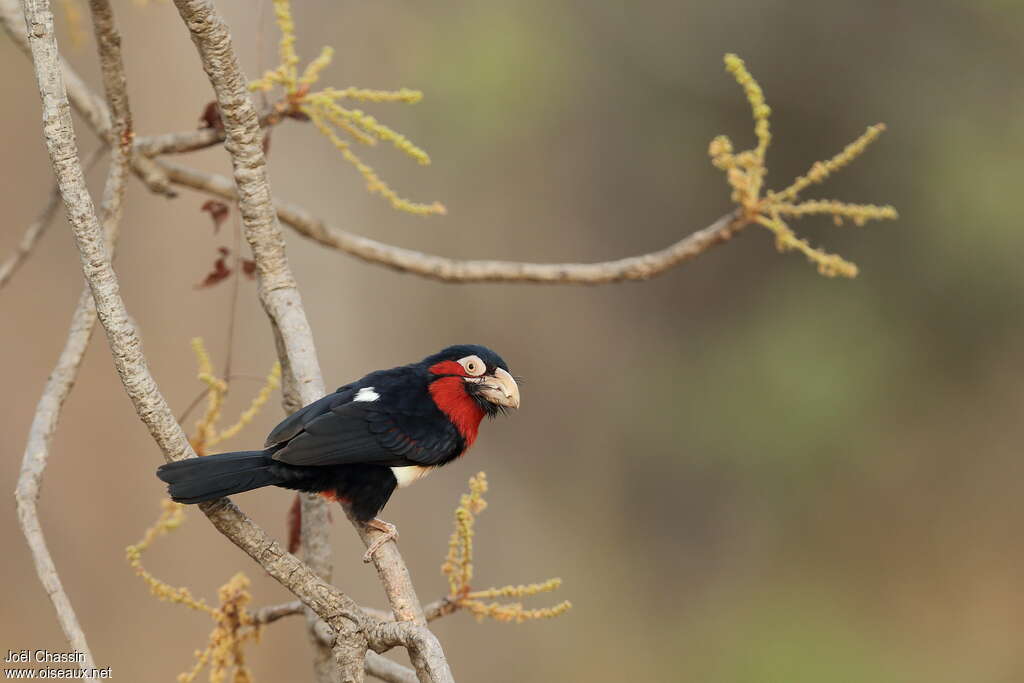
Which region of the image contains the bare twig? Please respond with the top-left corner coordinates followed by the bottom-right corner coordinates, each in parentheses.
top-left (422, 599), bottom-right (457, 623)
top-left (133, 108), bottom-right (283, 157)
top-left (365, 652), bottom-right (417, 683)
top-left (16, 290), bottom-right (101, 675)
top-left (253, 599), bottom-right (304, 625)
top-left (0, 148), bottom-right (103, 291)
top-left (134, 126), bottom-right (225, 156)
top-left (157, 159), bottom-right (749, 284)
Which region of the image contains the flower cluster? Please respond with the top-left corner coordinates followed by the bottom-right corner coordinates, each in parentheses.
top-left (710, 54), bottom-right (898, 277)
top-left (441, 473), bottom-right (572, 623)
top-left (250, 0), bottom-right (445, 216)
top-left (189, 337), bottom-right (280, 456)
top-left (127, 501), bottom-right (261, 683)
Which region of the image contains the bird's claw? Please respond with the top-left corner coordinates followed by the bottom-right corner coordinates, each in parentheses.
top-left (362, 518), bottom-right (399, 563)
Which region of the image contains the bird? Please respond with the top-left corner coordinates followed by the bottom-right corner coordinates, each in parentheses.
top-left (156, 344), bottom-right (519, 561)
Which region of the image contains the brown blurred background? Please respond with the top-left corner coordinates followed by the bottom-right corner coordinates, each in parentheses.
top-left (3, 0), bottom-right (1023, 681)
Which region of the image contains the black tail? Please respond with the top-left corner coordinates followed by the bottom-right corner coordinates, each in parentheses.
top-left (156, 450), bottom-right (280, 504)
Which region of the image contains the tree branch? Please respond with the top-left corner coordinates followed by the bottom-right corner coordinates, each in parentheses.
top-left (168, 0), bottom-right (342, 679)
top-left (13, 0), bottom-right (132, 674)
top-left (365, 652), bottom-right (417, 683)
top-left (169, 3), bottom-right (454, 681)
top-left (16, 3), bottom-right (399, 683)
top-left (3, 0), bottom-right (750, 289)
top-left (157, 159), bottom-right (749, 284)
top-left (15, 291), bottom-right (101, 675)
top-left (0, 147), bottom-right (103, 292)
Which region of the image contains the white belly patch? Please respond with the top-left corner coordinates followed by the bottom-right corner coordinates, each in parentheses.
top-left (391, 465), bottom-right (433, 488)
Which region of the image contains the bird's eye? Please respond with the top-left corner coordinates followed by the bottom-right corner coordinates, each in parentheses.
top-left (458, 355), bottom-right (486, 377)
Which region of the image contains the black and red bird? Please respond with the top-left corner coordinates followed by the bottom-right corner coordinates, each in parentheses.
top-left (156, 345), bottom-right (519, 559)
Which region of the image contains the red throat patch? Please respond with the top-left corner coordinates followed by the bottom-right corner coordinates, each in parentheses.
top-left (428, 374), bottom-right (485, 449)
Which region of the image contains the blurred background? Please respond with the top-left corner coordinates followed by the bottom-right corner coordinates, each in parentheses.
top-left (2, 0), bottom-right (1023, 681)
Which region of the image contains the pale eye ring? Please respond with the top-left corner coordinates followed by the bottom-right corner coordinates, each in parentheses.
top-left (458, 355), bottom-right (486, 377)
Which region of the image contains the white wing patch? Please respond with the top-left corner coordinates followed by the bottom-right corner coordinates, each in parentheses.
top-left (391, 465), bottom-right (433, 488)
top-left (354, 386), bottom-right (380, 402)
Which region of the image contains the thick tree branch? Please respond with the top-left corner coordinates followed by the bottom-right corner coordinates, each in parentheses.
top-left (169, 3), bottom-right (453, 682)
top-left (157, 159), bottom-right (749, 284)
top-left (168, 0), bottom-right (342, 679)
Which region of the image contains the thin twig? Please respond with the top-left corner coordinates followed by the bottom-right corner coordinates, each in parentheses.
top-left (16, 291), bottom-right (101, 674)
top-left (365, 652), bottom-right (417, 683)
top-left (253, 600), bottom-right (304, 625)
top-left (223, 210), bottom-right (243, 380)
top-left (157, 159), bottom-right (750, 284)
top-left (0, 148), bottom-right (104, 291)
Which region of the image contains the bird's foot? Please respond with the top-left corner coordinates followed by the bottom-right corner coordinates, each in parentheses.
top-left (362, 518), bottom-right (399, 563)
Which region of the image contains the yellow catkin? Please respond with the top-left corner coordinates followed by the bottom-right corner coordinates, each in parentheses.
top-left (191, 335), bottom-right (228, 453)
top-left (307, 110), bottom-right (446, 215)
top-left (309, 97), bottom-right (431, 165)
top-left (776, 124), bottom-right (887, 201)
top-left (467, 578), bottom-right (562, 599)
top-left (322, 87), bottom-right (424, 104)
top-left (248, 0), bottom-right (443, 215)
top-left (460, 599), bottom-right (574, 624)
top-left (724, 53), bottom-right (771, 164)
top-left (272, 0), bottom-right (299, 86)
top-left (710, 53), bottom-right (896, 279)
top-left (441, 473), bottom-right (571, 623)
top-left (299, 46), bottom-right (334, 86)
top-left (775, 200), bottom-right (898, 226)
top-left (188, 338), bottom-right (279, 453)
top-left (209, 362), bottom-right (282, 447)
top-left (128, 502), bottom-right (261, 683)
top-left (126, 501), bottom-right (213, 614)
top-left (756, 214), bottom-right (858, 278)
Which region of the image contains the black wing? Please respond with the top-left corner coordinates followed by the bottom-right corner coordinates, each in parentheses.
top-left (264, 385), bottom-right (354, 447)
top-left (269, 391), bottom-right (462, 468)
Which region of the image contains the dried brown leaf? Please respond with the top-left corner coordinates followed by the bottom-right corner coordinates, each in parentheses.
top-left (198, 101), bottom-right (223, 131)
top-left (200, 200), bottom-right (230, 232)
top-left (196, 247), bottom-right (232, 289)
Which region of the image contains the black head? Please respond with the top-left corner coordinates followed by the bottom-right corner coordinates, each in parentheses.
top-left (421, 344), bottom-right (510, 375)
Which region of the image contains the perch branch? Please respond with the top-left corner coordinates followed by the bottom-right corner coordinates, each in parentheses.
top-left (157, 159), bottom-right (749, 284)
top-left (170, 2), bottom-right (452, 681)
top-left (168, 0), bottom-right (340, 679)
